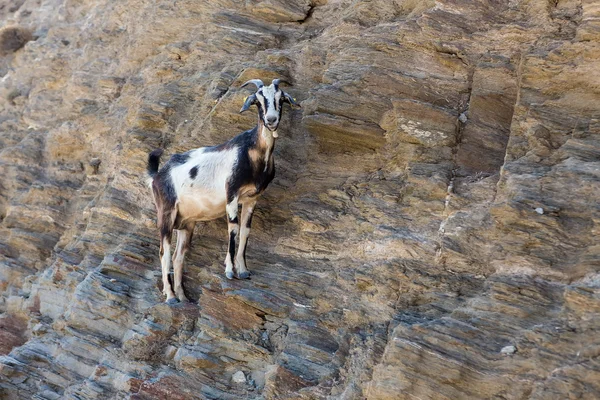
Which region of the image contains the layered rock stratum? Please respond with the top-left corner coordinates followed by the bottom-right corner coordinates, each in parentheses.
top-left (1, 0), bottom-right (599, 398)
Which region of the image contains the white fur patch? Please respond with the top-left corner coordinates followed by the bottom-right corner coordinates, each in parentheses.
top-left (260, 84), bottom-right (280, 125)
top-left (171, 147), bottom-right (239, 222)
top-left (261, 85), bottom-right (277, 101)
top-left (226, 196), bottom-right (239, 221)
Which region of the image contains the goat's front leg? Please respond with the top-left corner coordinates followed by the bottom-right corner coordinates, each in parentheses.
top-left (235, 199), bottom-right (257, 279)
top-left (225, 195), bottom-right (239, 280)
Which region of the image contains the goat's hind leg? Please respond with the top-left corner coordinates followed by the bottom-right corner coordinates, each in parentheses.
top-left (157, 204), bottom-right (178, 304)
top-left (172, 223), bottom-right (194, 302)
top-left (160, 233), bottom-right (177, 304)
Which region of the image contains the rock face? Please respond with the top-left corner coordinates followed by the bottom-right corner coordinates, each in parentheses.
top-left (1, 0), bottom-right (599, 398)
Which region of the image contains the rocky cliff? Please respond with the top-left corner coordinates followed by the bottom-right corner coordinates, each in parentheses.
top-left (1, 0), bottom-right (599, 398)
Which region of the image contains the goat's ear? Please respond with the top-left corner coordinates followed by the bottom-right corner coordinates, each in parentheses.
top-left (283, 92), bottom-right (300, 107)
top-left (239, 94), bottom-right (257, 113)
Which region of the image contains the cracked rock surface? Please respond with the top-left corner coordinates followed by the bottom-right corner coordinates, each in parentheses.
top-left (1, 0), bottom-right (600, 399)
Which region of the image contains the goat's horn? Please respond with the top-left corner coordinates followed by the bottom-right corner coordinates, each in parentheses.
top-left (272, 78), bottom-right (292, 87)
top-left (241, 79), bottom-right (264, 89)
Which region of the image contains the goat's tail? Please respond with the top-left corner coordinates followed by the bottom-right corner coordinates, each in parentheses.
top-left (147, 149), bottom-right (164, 178)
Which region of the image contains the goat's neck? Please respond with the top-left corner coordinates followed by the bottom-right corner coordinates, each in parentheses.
top-left (256, 121), bottom-right (276, 160)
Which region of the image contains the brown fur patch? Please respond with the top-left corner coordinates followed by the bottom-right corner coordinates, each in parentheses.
top-left (239, 183), bottom-right (258, 200)
top-left (248, 147), bottom-right (262, 165)
top-left (151, 179), bottom-right (176, 242)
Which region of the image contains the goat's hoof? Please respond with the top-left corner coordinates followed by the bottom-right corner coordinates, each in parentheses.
top-left (166, 297), bottom-right (179, 305)
top-left (237, 271), bottom-right (251, 279)
top-left (226, 270), bottom-right (234, 280)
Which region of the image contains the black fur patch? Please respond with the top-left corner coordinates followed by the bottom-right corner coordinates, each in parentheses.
top-left (258, 101), bottom-right (266, 124)
top-left (228, 230), bottom-right (236, 261)
top-left (147, 149), bottom-right (164, 177)
top-left (152, 174), bottom-right (176, 243)
top-left (189, 166), bottom-right (198, 180)
top-left (156, 170), bottom-right (177, 208)
top-left (225, 126), bottom-right (275, 203)
top-left (160, 217), bottom-right (173, 239)
top-left (229, 215), bottom-right (239, 224)
top-left (170, 152), bottom-right (190, 165)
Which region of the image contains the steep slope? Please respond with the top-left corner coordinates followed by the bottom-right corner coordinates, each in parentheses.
top-left (1, 0), bottom-right (599, 399)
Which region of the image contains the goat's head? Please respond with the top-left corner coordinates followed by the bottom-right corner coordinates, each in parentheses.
top-left (239, 78), bottom-right (299, 132)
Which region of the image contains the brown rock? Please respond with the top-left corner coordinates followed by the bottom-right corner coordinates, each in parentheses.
top-left (0, 26), bottom-right (32, 56)
top-left (0, 314), bottom-right (27, 355)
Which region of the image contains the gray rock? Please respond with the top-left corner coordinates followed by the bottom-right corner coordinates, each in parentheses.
top-left (232, 370), bottom-right (246, 384)
top-left (501, 345), bottom-right (517, 355)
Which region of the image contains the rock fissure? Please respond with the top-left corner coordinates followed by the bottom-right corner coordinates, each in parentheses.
top-left (297, 4), bottom-right (316, 24)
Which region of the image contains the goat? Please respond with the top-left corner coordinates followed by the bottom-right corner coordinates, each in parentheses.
top-left (147, 78), bottom-right (299, 303)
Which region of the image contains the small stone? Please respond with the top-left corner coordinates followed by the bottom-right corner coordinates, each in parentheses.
top-left (10, 373), bottom-right (28, 384)
top-left (32, 323), bottom-right (48, 336)
top-left (534, 207), bottom-right (544, 215)
top-left (250, 370), bottom-right (266, 389)
top-left (39, 390), bottom-right (61, 400)
top-left (164, 345), bottom-right (178, 360)
top-left (232, 371), bottom-right (246, 384)
top-left (89, 158), bottom-right (101, 174)
top-left (501, 345), bottom-right (517, 355)
top-left (458, 113), bottom-right (468, 123)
